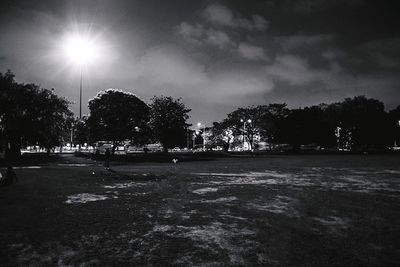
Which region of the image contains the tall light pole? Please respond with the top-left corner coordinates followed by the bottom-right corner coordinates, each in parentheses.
top-left (62, 33), bottom-right (98, 119)
top-left (240, 119), bottom-right (252, 151)
top-left (197, 122), bottom-right (206, 151)
top-left (79, 66), bottom-right (83, 119)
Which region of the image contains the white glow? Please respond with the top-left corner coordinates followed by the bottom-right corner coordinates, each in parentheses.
top-left (62, 34), bottom-right (98, 65)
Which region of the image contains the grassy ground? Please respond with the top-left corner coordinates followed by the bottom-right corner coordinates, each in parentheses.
top-left (0, 154), bottom-right (399, 266)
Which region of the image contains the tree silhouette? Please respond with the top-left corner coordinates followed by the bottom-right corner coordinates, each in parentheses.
top-left (214, 96), bottom-right (395, 152)
top-left (0, 70), bottom-right (72, 159)
top-left (149, 96), bottom-right (191, 152)
top-left (334, 96), bottom-right (391, 150)
top-left (74, 116), bottom-right (90, 146)
top-left (222, 107), bottom-right (266, 150)
top-left (209, 121), bottom-right (235, 152)
top-left (87, 89), bottom-right (150, 153)
top-left (389, 105), bottom-right (400, 147)
top-left (256, 104), bottom-right (290, 149)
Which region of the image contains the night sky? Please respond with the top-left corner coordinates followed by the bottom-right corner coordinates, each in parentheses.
top-left (1, 0), bottom-right (399, 125)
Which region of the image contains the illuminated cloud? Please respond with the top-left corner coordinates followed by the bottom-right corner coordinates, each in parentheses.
top-left (136, 45), bottom-right (208, 86)
top-left (177, 22), bottom-right (232, 48)
top-left (0, 0), bottom-right (399, 124)
top-left (205, 29), bottom-right (232, 48)
top-left (237, 43), bottom-right (268, 61)
top-left (265, 54), bottom-right (334, 85)
top-left (176, 22), bottom-right (204, 45)
top-left (203, 4), bottom-right (267, 31)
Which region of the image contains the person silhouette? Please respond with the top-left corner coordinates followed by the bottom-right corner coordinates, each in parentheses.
top-left (104, 148), bottom-right (110, 168)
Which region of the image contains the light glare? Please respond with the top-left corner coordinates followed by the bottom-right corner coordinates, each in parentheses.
top-left (63, 34), bottom-right (97, 65)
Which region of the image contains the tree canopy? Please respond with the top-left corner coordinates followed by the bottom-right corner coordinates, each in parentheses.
top-left (211, 104), bottom-right (290, 150)
top-left (149, 96), bottom-right (191, 152)
top-left (209, 121), bottom-right (235, 152)
top-left (212, 96), bottom-right (399, 152)
top-left (2, 69), bottom-right (399, 156)
top-left (334, 96), bottom-right (391, 149)
top-left (73, 116), bottom-right (90, 146)
top-left (0, 70), bottom-right (72, 159)
top-left (87, 89), bottom-right (150, 152)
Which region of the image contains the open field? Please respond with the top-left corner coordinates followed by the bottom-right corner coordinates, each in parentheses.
top-left (1, 154), bottom-right (400, 266)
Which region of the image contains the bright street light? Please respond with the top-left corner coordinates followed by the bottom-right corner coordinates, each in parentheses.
top-left (62, 34), bottom-right (98, 65)
top-left (62, 33), bottom-right (99, 119)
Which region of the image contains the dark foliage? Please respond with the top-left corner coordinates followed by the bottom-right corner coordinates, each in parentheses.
top-left (149, 96), bottom-right (191, 152)
top-left (87, 89), bottom-right (150, 153)
top-left (74, 116), bottom-right (90, 146)
top-left (213, 96), bottom-right (399, 151)
top-left (0, 70), bottom-right (72, 159)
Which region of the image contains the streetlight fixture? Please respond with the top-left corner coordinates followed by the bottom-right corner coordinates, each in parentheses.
top-left (240, 119), bottom-right (252, 151)
top-left (62, 33), bottom-right (98, 119)
top-left (197, 122), bottom-right (206, 151)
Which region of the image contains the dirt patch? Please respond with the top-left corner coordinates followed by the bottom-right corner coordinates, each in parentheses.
top-left (1, 154), bottom-right (399, 266)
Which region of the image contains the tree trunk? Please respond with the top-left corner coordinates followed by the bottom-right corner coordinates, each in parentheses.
top-left (223, 143), bottom-right (229, 152)
top-left (247, 134), bottom-right (253, 150)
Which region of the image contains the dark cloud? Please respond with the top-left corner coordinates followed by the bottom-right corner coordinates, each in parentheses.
top-left (360, 38), bottom-right (400, 69)
top-left (237, 43), bottom-right (268, 61)
top-left (176, 23), bottom-right (233, 48)
top-left (202, 3), bottom-right (268, 31)
top-left (0, 0), bottom-right (399, 125)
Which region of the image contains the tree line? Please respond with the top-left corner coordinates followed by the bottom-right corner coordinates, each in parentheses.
top-left (0, 71), bottom-right (191, 159)
top-left (1, 70), bottom-right (400, 160)
top-left (211, 98), bottom-right (400, 152)
top-left (76, 89), bottom-right (191, 154)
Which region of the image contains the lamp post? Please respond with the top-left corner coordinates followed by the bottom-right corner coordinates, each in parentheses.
top-left (197, 122), bottom-right (206, 151)
top-left (63, 33), bottom-right (97, 119)
top-left (79, 66), bottom-right (83, 118)
top-left (240, 119), bottom-right (252, 151)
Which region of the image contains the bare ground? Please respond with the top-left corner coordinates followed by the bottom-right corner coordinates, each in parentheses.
top-left (0, 154), bottom-right (399, 266)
